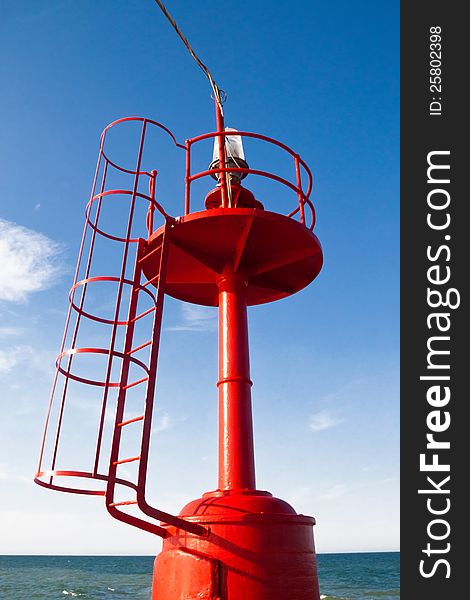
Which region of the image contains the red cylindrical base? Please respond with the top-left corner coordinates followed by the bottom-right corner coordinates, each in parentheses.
top-left (151, 490), bottom-right (320, 600)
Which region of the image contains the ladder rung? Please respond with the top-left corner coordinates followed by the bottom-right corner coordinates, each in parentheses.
top-left (121, 376), bottom-right (149, 391)
top-left (138, 243), bottom-right (162, 264)
top-left (127, 340), bottom-right (152, 355)
top-left (117, 415), bottom-right (144, 427)
top-left (142, 274), bottom-right (160, 288)
top-left (113, 455), bottom-right (140, 466)
top-left (108, 500), bottom-right (138, 507)
top-left (131, 306), bottom-right (156, 322)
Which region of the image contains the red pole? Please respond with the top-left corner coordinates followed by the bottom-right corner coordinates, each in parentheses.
top-left (215, 100), bottom-right (229, 208)
top-left (217, 270), bottom-right (256, 490)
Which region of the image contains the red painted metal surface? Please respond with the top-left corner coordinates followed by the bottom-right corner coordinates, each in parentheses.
top-left (153, 491), bottom-right (320, 599)
top-left (142, 209), bottom-right (322, 307)
top-left (35, 109), bottom-right (323, 599)
top-left (217, 271), bottom-right (256, 491)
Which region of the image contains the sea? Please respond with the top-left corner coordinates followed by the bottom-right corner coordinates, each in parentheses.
top-left (0, 553), bottom-right (399, 599)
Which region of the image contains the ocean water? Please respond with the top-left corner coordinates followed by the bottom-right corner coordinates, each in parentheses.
top-left (317, 552), bottom-right (399, 599)
top-left (0, 553), bottom-right (399, 599)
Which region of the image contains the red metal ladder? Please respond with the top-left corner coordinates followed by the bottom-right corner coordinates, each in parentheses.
top-left (105, 221), bottom-right (206, 538)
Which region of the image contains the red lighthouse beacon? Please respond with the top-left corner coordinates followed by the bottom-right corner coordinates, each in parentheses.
top-left (35, 83), bottom-right (323, 596)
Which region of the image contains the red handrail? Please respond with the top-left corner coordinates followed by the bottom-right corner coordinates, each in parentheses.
top-left (184, 128), bottom-right (315, 230)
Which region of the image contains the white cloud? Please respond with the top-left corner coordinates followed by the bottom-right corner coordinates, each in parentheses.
top-left (309, 410), bottom-right (344, 432)
top-left (0, 350), bottom-right (19, 373)
top-left (0, 345), bottom-right (33, 374)
top-left (0, 326), bottom-right (24, 337)
top-left (0, 470), bottom-right (30, 483)
top-left (167, 304), bottom-right (217, 332)
top-left (285, 482), bottom-right (349, 511)
top-left (378, 477), bottom-right (399, 485)
top-left (0, 218), bottom-right (63, 302)
top-left (154, 411), bottom-right (173, 433)
top-left (285, 485), bottom-right (313, 507)
top-left (0, 344), bottom-right (54, 384)
top-left (321, 483), bottom-right (348, 500)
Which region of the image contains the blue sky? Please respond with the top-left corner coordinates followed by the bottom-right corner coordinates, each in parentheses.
top-left (0, 0), bottom-right (399, 554)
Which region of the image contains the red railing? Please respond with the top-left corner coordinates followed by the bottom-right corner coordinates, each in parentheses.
top-left (184, 130), bottom-right (316, 230)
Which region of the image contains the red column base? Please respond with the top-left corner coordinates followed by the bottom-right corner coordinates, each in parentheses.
top-left (152, 490), bottom-right (320, 600)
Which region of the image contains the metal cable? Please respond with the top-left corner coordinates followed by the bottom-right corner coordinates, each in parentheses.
top-left (153, 0), bottom-right (224, 114)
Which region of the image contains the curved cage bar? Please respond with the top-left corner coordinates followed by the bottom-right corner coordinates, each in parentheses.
top-left (55, 347), bottom-right (150, 388)
top-left (184, 130), bottom-right (316, 230)
top-left (86, 190), bottom-right (170, 244)
top-left (69, 276), bottom-right (158, 326)
top-left (34, 470), bottom-right (139, 496)
top-left (100, 116), bottom-right (186, 177)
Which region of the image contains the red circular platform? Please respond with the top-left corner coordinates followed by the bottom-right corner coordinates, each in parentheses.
top-left (142, 208), bottom-right (323, 306)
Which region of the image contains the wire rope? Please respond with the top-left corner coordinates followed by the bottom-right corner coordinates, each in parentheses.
top-left (153, 0), bottom-right (225, 115)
